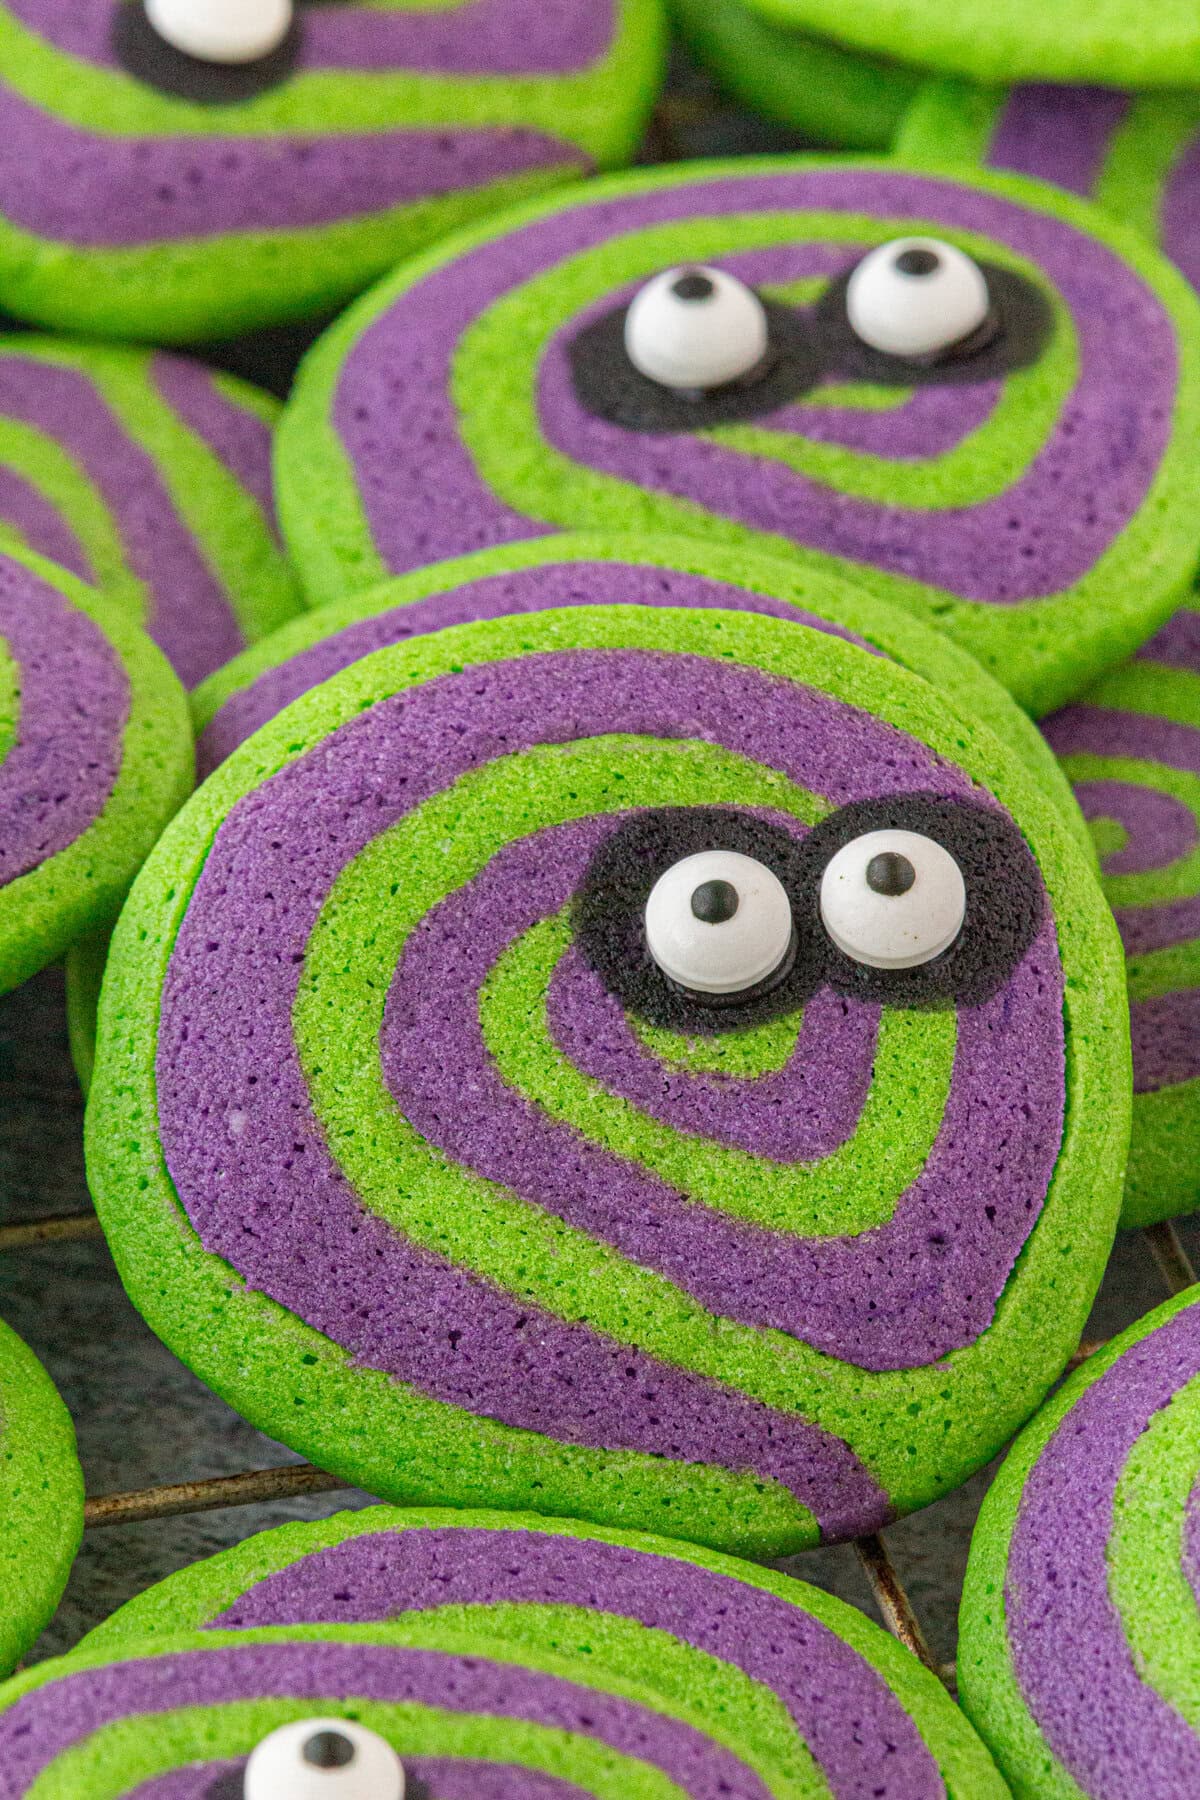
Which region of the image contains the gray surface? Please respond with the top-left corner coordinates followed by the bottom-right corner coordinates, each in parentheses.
top-left (1, 960), bottom-right (1192, 1673)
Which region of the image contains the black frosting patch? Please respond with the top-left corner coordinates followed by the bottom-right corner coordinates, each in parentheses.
top-left (573, 796), bottom-right (1044, 1032)
top-left (811, 262), bottom-right (1055, 387)
top-left (113, 3), bottom-right (303, 102)
top-left (567, 300), bottom-right (825, 432)
top-left (568, 263), bottom-right (1054, 430)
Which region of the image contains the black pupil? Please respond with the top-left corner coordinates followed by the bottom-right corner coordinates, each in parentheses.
top-left (671, 271), bottom-right (716, 302)
top-left (302, 1731), bottom-right (356, 1769)
top-left (865, 852), bottom-right (916, 897)
top-left (893, 248), bottom-right (941, 278)
top-left (691, 879), bottom-right (740, 924)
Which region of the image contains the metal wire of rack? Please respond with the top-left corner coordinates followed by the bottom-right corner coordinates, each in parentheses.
top-left (0, 1207), bottom-right (1192, 1688)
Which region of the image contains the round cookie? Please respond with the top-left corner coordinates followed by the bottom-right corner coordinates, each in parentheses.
top-left (0, 336), bottom-right (300, 692)
top-left (87, 601), bottom-right (1127, 1555)
top-left (47, 1508), bottom-right (1008, 1797)
top-left (0, 543), bottom-right (192, 995)
top-left (959, 1285), bottom-right (1200, 1797)
top-left (668, 0), bottom-right (919, 149)
top-left (191, 535), bottom-right (1088, 839)
top-left (1042, 605), bottom-right (1200, 1229)
top-left (898, 83), bottom-right (1200, 299)
top-left (0, 0), bottom-right (666, 344)
top-left (278, 157), bottom-right (1200, 717)
top-left (735, 0), bottom-right (1200, 90)
top-left (0, 1315), bottom-right (82, 1675)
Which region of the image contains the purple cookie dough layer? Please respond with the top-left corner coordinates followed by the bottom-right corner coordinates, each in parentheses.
top-left (0, 348), bottom-right (240, 687)
top-left (1044, 706), bottom-right (1200, 778)
top-left (549, 949), bottom-right (877, 1160)
top-left (1006, 1300), bottom-right (1200, 1798)
top-left (0, 1642), bottom-right (766, 1799)
top-left (1184, 1479), bottom-right (1200, 1607)
top-left (987, 86), bottom-right (1130, 198)
top-left (1163, 137), bottom-right (1200, 297)
top-left (0, 463), bottom-right (90, 580)
top-left (161, 650), bottom-right (932, 1532)
top-left (0, 88), bottom-right (586, 250)
top-left (383, 813), bottom-right (1062, 1364)
top-left (196, 560), bottom-right (872, 776)
top-left (214, 1525), bottom-right (947, 1798)
top-left (0, 553), bottom-right (128, 887)
top-left (1072, 780), bottom-right (1197, 876)
top-left (9, 0), bottom-right (616, 79)
top-left (333, 167), bottom-right (1177, 599)
top-left (129, 1773), bottom-right (240, 1800)
top-left (150, 356), bottom-right (277, 540)
top-left (1138, 608), bottom-right (1200, 674)
top-left (160, 649), bottom-right (1061, 1449)
top-left (774, 376), bottom-right (1000, 458)
top-left (1130, 991), bottom-right (1200, 1090)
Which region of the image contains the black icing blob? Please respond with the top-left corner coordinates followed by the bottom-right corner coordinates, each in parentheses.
top-left (567, 300), bottom-right (825, 432)
top-left (811, 261), bottom-right (1055, 387)
top-left (568, 261), bottom-right (1054, 430)
top-left (111, 2), bottom-right (344, 102)
top-left (572, 795), bottom-right (1045, 1033)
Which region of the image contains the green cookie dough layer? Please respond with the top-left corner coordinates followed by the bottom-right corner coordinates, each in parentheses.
top-left (193, 534), bottom-right (1093, 854)
top-left (65, 928), bottom-right (108, 1097)
top-left (0, 0), bottom-right (666, 342)
top-left (278, 157), bottom-right (1200, 719)
top-left (0, 547), bottom-right (193, 996)
top-left (0, 1315), bottom-right (83, 1674)
top-left (87, 602), bottom-right (1127, 1556)
top-left (958, 1286), bottom-right (1200, 1798)
top-left (668, 0), bottom-right (919, 149)
top-left (737, 0), bottom-right (1200, 90)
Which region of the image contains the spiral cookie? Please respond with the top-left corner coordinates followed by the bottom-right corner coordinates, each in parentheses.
top-left (960, 1286), bottom-right (1200, 1798)
top-left (87, 601), bottom-right (1126, 1552)
top-left (279, 158), bottom-right (1200, 716)
top-left (898, 84), bottom-right (1200, 301)
top-left (0, 337), bottom-right (300, 690)
top-left (191, 535), bottom-right (1085, 840)
top-left (0, 1315), bottom-right (82, 1675)
top-left (733, 0), bottom-right (1200, 88)
top-left (0, 543), bottom-right (191, 995)
top-left (0, 0), bottom-right (665, 344)
top-left (1041, 606), bottom-right (1200, 1228)
top-left (44, 1508), bottom-right (1007, 1797)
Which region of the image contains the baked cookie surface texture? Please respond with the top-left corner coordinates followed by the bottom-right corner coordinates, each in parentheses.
top-left (86, 601), bottom-right (1127, 1555)
top-left (44, 1506), bottom-right (1006, 1796)
top-left (960, 1286), bottom-right (1200, 1798)
top-left (0, 1316), bottom-right (82, 1677)
top-left (0, 544), bottom-right (191, 995)
top-left (278, 158), bottom-right (1200, 716)
top-left (0, 0), bottom-right (665, 341)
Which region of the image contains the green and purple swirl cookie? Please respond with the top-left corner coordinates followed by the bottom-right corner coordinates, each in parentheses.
top-left (22, 1506), bottom-right (1006, 1797)
top-left (898, 84), bottom-right (1200, 300)
top-left (0, 0), bottom-right (664, 343)
top-left (278, 158), bottom-right (1200, 716)
top-left (734, 0), bottom-right (1200, 88)
top-left (0, 1315), bottom-right (82, 1675)
top-left (86, 600), bottom-right (1127, 1554)
top-left (0, 543), bottom-right (191, 995)
top-left (0, 337), bottom-right (300, 690)
top-left (1042, 605), bottom-right (1200, 1228)
top-left (959, 1285), bottom-right (1200, 1798)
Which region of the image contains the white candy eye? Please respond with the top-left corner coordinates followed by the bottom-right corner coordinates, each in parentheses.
top-left (624, 266), bottom-right (770, 392)
top-left (819, 829), bottom-right (966, 970)
top-left (645, 850), bottom-right (794, 996)
top-left (845, 238), bottom-right (991, 361)
top-left (244, 1718), bottom-right (405, 1800)
top-left (144, 0), bottom-right (293, 64)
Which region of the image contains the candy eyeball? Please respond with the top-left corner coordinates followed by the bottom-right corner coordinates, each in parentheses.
top-left (645, 849), bottom-right (795, 996)
top-left (624, 266), bottom-right (770, 392)
top-left (243, 1718), bottom-right (405, 1800)
top-left (845, 238), bottom-right (992, 362)
top-left (819, 828), bottom-right (966, 969)
top-left (144, 0), bottom-right (293, 64)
